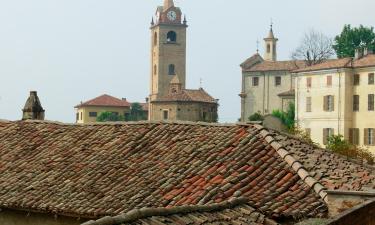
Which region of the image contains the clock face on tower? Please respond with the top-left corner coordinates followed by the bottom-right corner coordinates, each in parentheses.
top-left (167, 11), bottom-right (177, 21)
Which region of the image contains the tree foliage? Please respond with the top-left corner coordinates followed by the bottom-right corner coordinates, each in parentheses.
top-left (291, 29), bottom-right (335, 66)
top-left (333, 25), bottom-right (375, 58)
top-left (272, 103), bottom-right (295, 129)
top-left (127, 103), bottom-right (148, 121)
top-left (248, 112), bottom-right (264, 122)
top-left (326, 135), bottom-right (374, 165)
top-left (96, 111), bottom-right (125, 122)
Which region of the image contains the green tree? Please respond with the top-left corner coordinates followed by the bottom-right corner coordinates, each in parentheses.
top-left (272, 102), bottom-right (295, 129)
top-left (128, 103), bottom-right (147, 121)
top-left (333, 25), bottom-right (375, 58)
top-left (248, 112), bottom-right (264, 122)
top-left (96, 111), bottom-right (125, 122)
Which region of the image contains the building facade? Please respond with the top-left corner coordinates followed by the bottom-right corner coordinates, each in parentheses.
top-left (239, 27), bottom-right (306, 122)
top-left (75, 94), bottom-right (148, 124)
top-left (295, 50), bottom-right (375, 152)
top-left (149, 0), bottom-right (218, 122)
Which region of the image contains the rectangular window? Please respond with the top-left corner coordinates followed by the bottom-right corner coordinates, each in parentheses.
top-left (275, 76), bottom-right (281, 86)
top-left (349, 128), bottom-right (360, 145)
top-left (306, 97), bottom-right (312, 112)
top-left (323, 95), bottom-right (334, 112)
top-left (369, 73), bottom-right (374, 85)
top-left (369, 94), bottom-right (374, 111)
top-left (80, 112), bottom-right (83, 120)
top-left (353, 74), bottom-right (360, 86)
top-left (163, 110), bottom-right (169, 120)
top-left (327, 76), bottom-right (332, 87)
top-left (353, 95), bottom-right (360, 111)
top-left (89, 112), bottom-right (97, 117)
top-left (252, 77), bottom-right (259, 86)
top-left (364, 128), bottom-right (375, 146)
top-left (76, 113), bottom-right (79, 121)
top-left (307, 77), bottom-right (312, 88)
top-left (323, 128), bottom-right (334, 145)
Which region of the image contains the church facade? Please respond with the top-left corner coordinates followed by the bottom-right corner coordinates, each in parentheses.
top-left (149, 0), bottom-right (218, 122)
top-left (239, 26), bottom-right (307, 122)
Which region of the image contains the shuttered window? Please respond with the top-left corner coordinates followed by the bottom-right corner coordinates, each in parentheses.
top-left (369, 94), bottom-right (374, 111)
top-left (353, 74), bottom-right (360, 86)
top-left (307, 77), bottom-right (312, 88)
top-left (323, 95), bottom-right (334, 112)
top-left (349, 128), bottom-right (360, 145)
top-left (306, 97), bottom-right (312, 112)
top-left (369, 73), bottom-right (374, 85)
top-left (252, 77), bottom-right (259, 86)
top-left (275, 76), bottom-right (281, 86)
top-left (353, 95), bottom-right (360, 111)
top-left (327, 76), bottom-right (332, 87)
top-left (323, 128), bottom-right (334, 145)
top-left (364, 128), bottom-right (375, 146)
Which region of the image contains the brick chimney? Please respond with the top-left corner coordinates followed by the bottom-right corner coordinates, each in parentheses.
top-left (22, 91), bottom-right (45, 120)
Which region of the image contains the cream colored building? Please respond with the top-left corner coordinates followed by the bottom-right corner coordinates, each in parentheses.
top-left (295, 49), bottom-right (375, 152)
top-left (149, 0), bottom-right (218, 122)
top-left (240, 26), bottom-right (306, 122)
top-left (75, 94), bottom-right (148, 124)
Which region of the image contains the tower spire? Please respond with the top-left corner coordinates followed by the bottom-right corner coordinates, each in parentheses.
top-left (164, 0), bottom-right (174, 10)
top-left (263, 21), bottom-right (278, 61)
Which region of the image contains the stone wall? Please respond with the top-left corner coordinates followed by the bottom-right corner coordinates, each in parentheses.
top-left (325, 190), bottom-right (375, 217)
top-left (0, 209), bottom-right (88, 225)
top-left (327, 199), bottom-right (375, 225)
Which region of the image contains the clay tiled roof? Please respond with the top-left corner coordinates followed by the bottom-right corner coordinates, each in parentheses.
top-left (270, 131), bottom-right (375, 191)
top-left (0, 120), bottom-right (326, 220)
top-left (154, 88), bottom-right (217, 104)
top-left (244, 60), bottom-right (307, 72)
top-left (293, 54), bottom-right (375, 73)
top-left (352, 54), bottom-right (375, 68)
top-left (82, 198), bottom-right (279, 225)
top-left (75, 94), bottom-right (130, 108)
top-left (293, 58), bottom-right (352, 73)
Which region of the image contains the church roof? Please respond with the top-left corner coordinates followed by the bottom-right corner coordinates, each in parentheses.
top-left (243, 60), bottom-right (307, 72)
top-left (75, 94), bottom-right (131, 108)
top-left (153, 88), bottom-right (217, 104)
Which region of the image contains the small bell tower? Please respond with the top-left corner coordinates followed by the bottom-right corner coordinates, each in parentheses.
top-left (263, 23), bottom-right (278, 61)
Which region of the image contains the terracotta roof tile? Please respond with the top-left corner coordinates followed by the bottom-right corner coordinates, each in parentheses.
top-left (75, 94), bottom-right (130, 108)
top-left (153, 89), bottom-right (217, 103)
top-left (244, 60), bottom-right (307, 72)
top-left (293, 58), bottom-right (352, 73)
top-left (82, 198), bottom-right (279, 225)
top-left (352, 54), bottom-right (375, 68)
top-left (0, 120), bottom-right (326, 220)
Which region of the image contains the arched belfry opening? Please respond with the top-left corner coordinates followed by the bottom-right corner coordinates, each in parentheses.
top-left (154, 32), bottom-right (158, 46)
top-left (167, 31), bottom-right (177, 42)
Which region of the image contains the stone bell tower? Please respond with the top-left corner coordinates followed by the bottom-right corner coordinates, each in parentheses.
top-left (149, 0), bottom-right (187, 101)
top-left (264, 24), bottom-right (278, 61)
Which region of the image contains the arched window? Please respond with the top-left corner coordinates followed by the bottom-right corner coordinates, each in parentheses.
top-left (154, 32), bottom-right (158, 46)
top-left (267, 44), bottom-right (271, 53)
top-left (167, 31), bottom-right (177, 42)
top-left (168, 64), bottom-right (175, 75)
top-left (154, 65), bottom-right (157, 75)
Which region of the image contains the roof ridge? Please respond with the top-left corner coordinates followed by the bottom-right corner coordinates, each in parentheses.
top-left (81, 197), bottom-right (249, 225)
top-left (253, 125), bottom-right (328, 202)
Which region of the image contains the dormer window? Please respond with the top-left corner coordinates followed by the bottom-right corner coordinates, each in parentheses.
top-left (167, 31), bottom-right (177, 42)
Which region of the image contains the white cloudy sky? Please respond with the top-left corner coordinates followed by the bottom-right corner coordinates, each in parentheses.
top-left (0, 0), bottom-right (374, 122)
